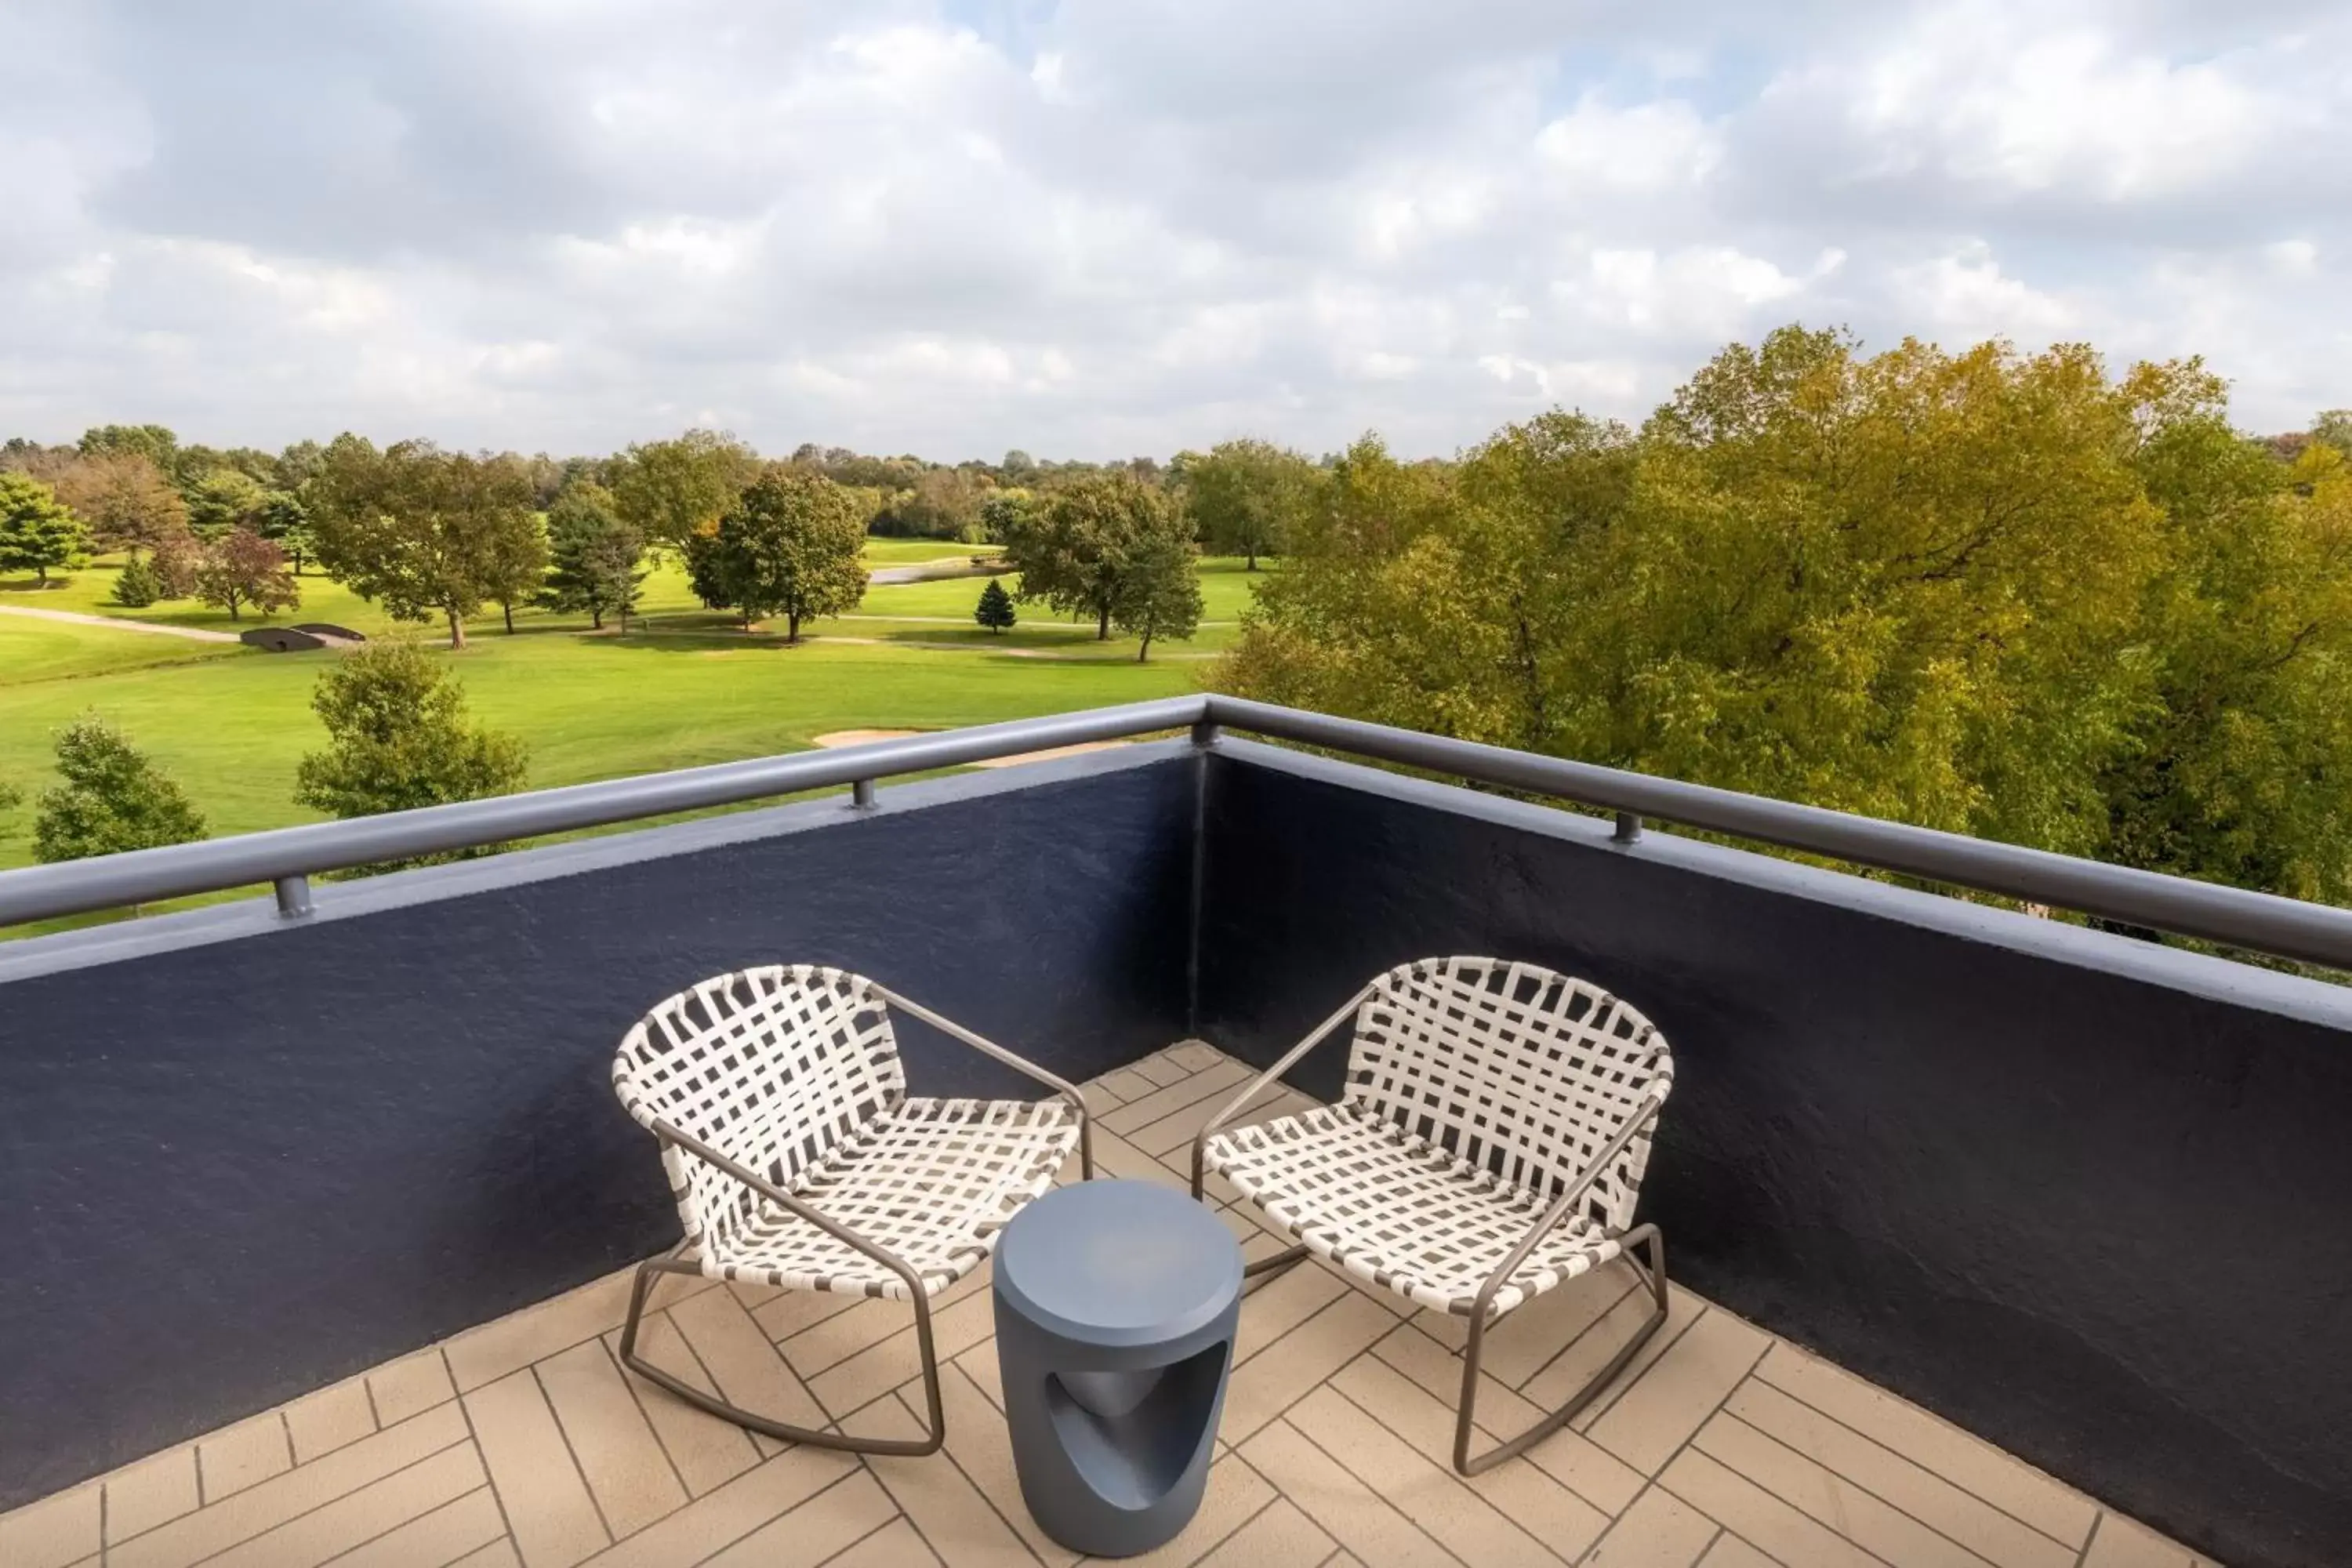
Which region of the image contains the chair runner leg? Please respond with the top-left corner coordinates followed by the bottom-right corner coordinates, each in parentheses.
top-left (1452, 1225), bottom-right (1670, 1476)
top-left (619, 1256), bottom-right (946, 1457)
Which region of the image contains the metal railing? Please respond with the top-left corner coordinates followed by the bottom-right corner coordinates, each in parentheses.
top-left (6, 693), bottom-right (2352, 971)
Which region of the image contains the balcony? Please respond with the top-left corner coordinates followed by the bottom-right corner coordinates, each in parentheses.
top-left (2, 698), bottom-right (2343, 1568)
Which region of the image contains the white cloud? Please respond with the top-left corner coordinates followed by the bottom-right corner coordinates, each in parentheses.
top-left (0, 0), bottom-right (2345, 454)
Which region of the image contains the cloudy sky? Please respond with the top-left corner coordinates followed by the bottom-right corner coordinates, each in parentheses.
top-left (2, 0), bottom-right (2346, 459)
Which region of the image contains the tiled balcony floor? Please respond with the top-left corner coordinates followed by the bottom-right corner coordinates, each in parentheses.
top-left (2, 1044), bottom-right (2211, 1568)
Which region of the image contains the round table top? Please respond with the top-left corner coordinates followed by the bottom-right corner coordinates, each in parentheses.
top-left (994, 1179), bottom-right (1243, 1350)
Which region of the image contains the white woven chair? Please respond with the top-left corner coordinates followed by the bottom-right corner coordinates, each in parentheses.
top-left (1192, 956), bottom-right (1673, 1475)
top-left (612, 964), bottom-right (1091, 1456)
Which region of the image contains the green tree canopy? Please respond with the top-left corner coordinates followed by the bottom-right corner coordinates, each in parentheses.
top-left (184, 466), bottom-right (270, 537)
top-left (1181, 437), bottom-right (1319, 569)
top-left (33, 714), bottom-right (206, 862)
top-left (1110, 527), bottom-right (1202, 660)
top-left (292, 642), bottom-right (528, 867)
top-left (308, 437), bottom-right (539, 648)
top-left (77, 424), bottom-right (179, 470)
top-left (539, 481), bottom-right (647, 630)
top-left (688, 467), bottom-right (869, 641)
top-left (0, 471), bottom-right (92, 583)
top-left (975, 576), bottom-right (1017, 633)
top-left (612, 430), bottom-right (760, 547)
top-left (1000, 473), bottom-right (1183, 640)
top-left (1218, 325), bottom-right (2352, 910)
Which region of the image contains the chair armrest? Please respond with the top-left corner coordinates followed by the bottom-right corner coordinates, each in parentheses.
top-left (650, 1116), bottom-right (931, 1301)
top-left (1191, 983), bottom-right (1376, 1199)
top-left (1468, 1098), bottom-right (1665, 1323)
top-left (866, 983), bottom-right (1092, 1180)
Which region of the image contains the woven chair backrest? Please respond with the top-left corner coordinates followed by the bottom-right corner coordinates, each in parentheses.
top-left (1343, 956), bottom-right (1672, 1230)
top-left (613, 965), bottom-right (906, 1243)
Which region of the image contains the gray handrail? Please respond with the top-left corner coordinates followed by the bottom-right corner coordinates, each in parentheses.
top-left (5, 691), bottom-right (2352, 971)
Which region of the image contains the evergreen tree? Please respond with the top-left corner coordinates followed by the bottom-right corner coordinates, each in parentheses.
top-left (111, 554), bottom-right (162, 608)
top-left (32, 715), bottom-right (207, 862)
top-left (0, 471), bottom-right (92, 583)
top-left (293, 642), bottom-right (528, 869)
top-left (539, 481), bottom-right (647, 630)
top-left (975, 577), bottom-right (1018, 633)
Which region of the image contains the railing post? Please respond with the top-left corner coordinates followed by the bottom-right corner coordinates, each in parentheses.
top-left (1191, 719), bottom-right (1220, 748)
top-left (273, 874), bottom-right (314, 918)
top-left (1613, 811), bottom-right (1643, 846)
top-left (850, 779), bottom-right (877, 810)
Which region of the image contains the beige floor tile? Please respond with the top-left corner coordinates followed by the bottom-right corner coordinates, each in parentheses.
top-left (1522, 1286), bottom-right (1703, 1428)
top-left (598, 1316), bottom-right (760, 1497)
top-left (701, 1471), bottom-right (899, 1567)
top-left (370, 1348), bottom-right (459, 1425)
top-left (1128, 1053), bottom-right (1190, 1087)
top-left (1094, 1066), bottom-right (1160, 1103)
top-left (832, 1515), bottom-right (944, 1566)
top-left (1697, 1531), bottom-right (1778, 1567)
top-left (285, 1376), bottom-right (378, 1464)
top-left (777, 1266), bottom-right (989, 1380)
top-left (750, 1283), bottom-right (867, 1344)
top-left (463, 1368), bottom-right (608, 1568)
top-left (577, 1446), bottom-right (860, 1568)
top-left (931, 1360), bottom-right (1077, 1567)
top-left (1221, 1291), bottom-right (1394, 1442)
top-left (1102, 1061), bottom-right (1250, 1137)
top-left (1587, 1306), bottom-right (1769, 1475)
top-left (452, 1540), bottom-right (524, 1568)
top-left (1189, 1497), bottom-right (1335, 1568)
top-left (1080, 1076), bottom-right (1131, 1111)
top-left (1581, 1483), bottom-right (1722, 1568)
top-left (1367, 1320), bottom-right (1644, 1516)
top-left (1236, 1418), bottom-right (1454, 1568)
top-left (1475, 1262), bottom-right (1645, 1388)
top-left (108, 1405), bottom-right (469, 1568)
top-left (332, 1486), bottom-right (506, 1568)
top-left (1657, 1449), bottom-right (1882, 1568)
top-left (197, 1412), bottom-right (293, 1504)
top-left (1693, 1410), bottom-right (1985, 1568)
top-left (1287, 1384), bottom-right (1559, 1563)
top-left (1089, 1126), bottom-right (1193, 1190)
top-left (446, 1272), bottom-right (633, 1395)
top-left (203, 1441), bottom-right (486, 1568)
top-left (956, 1341), bottom-right (1008, 1411)
top-left (1752, 1342), bottom-right (2097, 1549)
top-left (1232, 1252), bottom-right (1346, 1365)
top-left (0, 1480), bottom-right (100, 1568)
top-left (669, 1283), bottom-right (831, 1446)
top-left (1329, 1352), bottom-right (1609, 1559)
top-left (105, 1446), bottom-right (202, 1544)
top-left (806, 1288), bottom-right (996, 1424)
top-left (1128, 1082), bottom-right (1268, 1160)
top-left (535, 1339), bottom-right (688, 1540)
top-left (1077, 1454), bottom-right (1279, 1568)
top-left (1726, 1380), bottom-right (2076, 1568)
top-left (2081, 1512), bottom-right (2197, 1568)
top-left (862, 1392), bottom-right (1038, 1567)
top-left (1167, 1042), bottom-right (1229, 1073)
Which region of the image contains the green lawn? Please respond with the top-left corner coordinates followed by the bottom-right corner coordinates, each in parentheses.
top-left (0, 615), bottom-right (248, 684)
top-left (857, 557), bottom-right (1266, 625)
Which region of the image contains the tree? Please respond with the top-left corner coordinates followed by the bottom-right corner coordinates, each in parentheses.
top-left (31, 450), bottom-right (191, 554)
top-left (1000, 473), bottom-right (1178, 640)
top-left (539, 481), bottom-right (646, 630)
top-left (78, 424), bottom-right (179, 470)
top-left (1110, 528), bottom-right (1202, 660)
top-left (476, 477), bottom-right (550, 633)
top-left (183, 466), bottom-right (269, 536)
top-left (877, 466), bottom-right (989, 539)
top-left (254, 488), bottom-right (316, 572)
top-left (1181, 437), bottom-right (1319, 569)
top-left (693, 467), bottom-right (869, 641)
top-left (194, 528), bottom-right (300, 620)
top-left (308, 437), bottom-right (537, 648)
top-left (975, 577), bottom-right (1018, 633)
top-left (293, 642), bottom-right (528, 868)
top-left (612, 430), bottom-right (760, 547)
top-left (0, 471), bottom-right (91, 583)
top-left (111, 554), bottom-right (162, 607)
top-left (32, 714), bottom-right (206, 862)
top-left (2312, 410), bottom-right (2352, 458)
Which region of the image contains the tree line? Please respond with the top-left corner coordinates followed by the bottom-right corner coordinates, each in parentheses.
top-left (1214, 326), bottom-right (2352, 918)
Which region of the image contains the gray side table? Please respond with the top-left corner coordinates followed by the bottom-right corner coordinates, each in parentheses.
top-left (993, 1178), bottom-right (1243, 1557)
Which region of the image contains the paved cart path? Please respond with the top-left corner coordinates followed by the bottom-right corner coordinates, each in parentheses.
top-left (0, 604), bottom-right (242, 642)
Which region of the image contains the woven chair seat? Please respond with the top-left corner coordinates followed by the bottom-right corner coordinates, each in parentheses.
top-left (1205, 1102), bottom-right (1625, 1316)
top-left (701, 1094), bottom-right (1080, 1301)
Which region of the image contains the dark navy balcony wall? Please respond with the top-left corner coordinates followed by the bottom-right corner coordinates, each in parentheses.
top-left (1192, 742), bottom-right (2352, 1568)
top-left (0, 747), bottom-right (1197, 1511)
